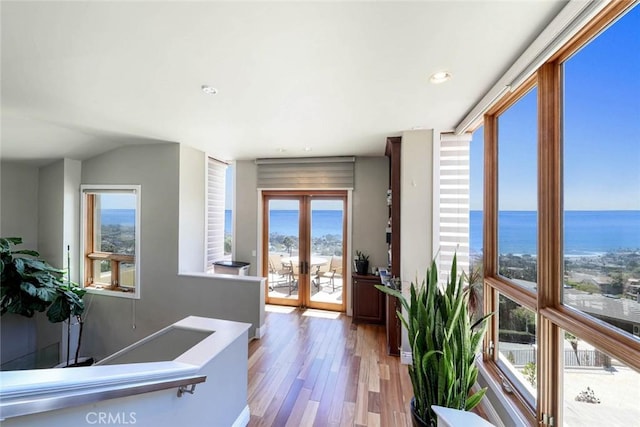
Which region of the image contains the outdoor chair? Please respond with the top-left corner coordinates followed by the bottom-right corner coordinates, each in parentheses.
top-left (287, 260), bottom-right (300, 296)
top-left (316, 255), bottom-right (343, 292)
top-left (268, 253), bottom-right (290, 291)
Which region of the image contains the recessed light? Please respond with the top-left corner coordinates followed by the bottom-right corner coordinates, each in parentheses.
top-left (201, 85), bottom-right (218, 95)
top-left (429, 71), bottom-right (452, 84)
top-left (303, 147), bottom-right (312, 152)
top-left (277, 148), bottom-right (286, 153)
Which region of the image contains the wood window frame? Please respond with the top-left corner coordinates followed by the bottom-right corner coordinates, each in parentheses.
top-left (81, 185), bottom-right (141, 299)
top-left (481, 2), bottom-right (640, 425)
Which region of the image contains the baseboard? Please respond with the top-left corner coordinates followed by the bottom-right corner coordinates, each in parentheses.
top-left (400, 351), bottom-right (413, 365)
top-left (255, 324), bottom-right (266, 339)
top-left (232, 405), bottom-right (250, 427)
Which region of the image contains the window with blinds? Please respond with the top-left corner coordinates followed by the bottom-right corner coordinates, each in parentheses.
top-left (206, 157), bottom-right (232, 269)
top-left (439, 134), bottom-right (471, 279)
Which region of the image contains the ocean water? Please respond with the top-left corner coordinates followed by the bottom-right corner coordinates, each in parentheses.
top-left (264, 210), bottom-right (343, 237)
top-left (100, 209), bottom-right (135, 225)
top-left (103, 209), bottom-right (640, 256)
top-left (470, 210), bottom-right (640, 255)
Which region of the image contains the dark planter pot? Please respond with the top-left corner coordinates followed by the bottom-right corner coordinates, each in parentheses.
top-left (355, 260), bottom-right (369, 275)
top-left (56, 356), bottom-right (95, 368)
top-left (410, 397), bottom-right (429, 427)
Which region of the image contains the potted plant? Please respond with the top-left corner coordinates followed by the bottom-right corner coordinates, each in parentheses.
top-left (1, 237), bottom-right (89, 367)
top-left (1, 237), bottom-right (61, 317)
top-left (354, 250), bottom-right (370, 275)
top-left (376, 254), bottom-right (492, 427)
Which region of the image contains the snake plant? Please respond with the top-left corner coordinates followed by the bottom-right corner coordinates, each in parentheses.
top-left (376, 254), bottom-right (492, 426)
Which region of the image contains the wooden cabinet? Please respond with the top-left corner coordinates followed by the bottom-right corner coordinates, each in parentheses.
top-left (385, 136), bottom-right (402, 355)
top-left (352, 274), bottom-right (385, 324)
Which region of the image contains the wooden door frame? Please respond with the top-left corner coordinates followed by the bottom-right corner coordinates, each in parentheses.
top-left (262, 190), bottom-right (347, 311)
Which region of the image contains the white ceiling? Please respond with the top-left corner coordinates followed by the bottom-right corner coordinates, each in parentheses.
top-left (1, 1), bottom-right (567, 165)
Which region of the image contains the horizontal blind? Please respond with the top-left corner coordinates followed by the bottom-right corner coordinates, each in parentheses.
top-left (256, 156), bottom-right (355, 189)
top-left (207, 157), bottom-right (227, 266)
top-left (439, 135), bottom-right (471, 279)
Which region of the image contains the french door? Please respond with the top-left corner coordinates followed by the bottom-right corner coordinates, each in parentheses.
top-left (263, 190), bottom-right (347, 311)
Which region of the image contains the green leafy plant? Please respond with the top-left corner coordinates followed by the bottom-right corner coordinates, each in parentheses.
top-left (1, 237), bottom-right (62, 317)
top-left (355, 250), bottom-right (369, 262)
top-left (376, 254), bottom-right (492, 426)
top-left (1, 237), bottom-right (87, 366)
top-left (354, 250), bottom-right (370, 275)
top-left (522, 362), bottom-right (536, 387)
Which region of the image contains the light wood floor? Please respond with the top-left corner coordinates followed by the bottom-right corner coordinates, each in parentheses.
top-left (247, 306), bottom-right (414, 427)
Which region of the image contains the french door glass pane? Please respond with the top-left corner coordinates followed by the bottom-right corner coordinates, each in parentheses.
top-left (497, 88), bottom-right (538, 289)
top-left (310, 199), bottom-right (344, 305)
top-left (267, 199), bottom-right (299, 300)
top-left (562, 6), bottom-right (640, 338)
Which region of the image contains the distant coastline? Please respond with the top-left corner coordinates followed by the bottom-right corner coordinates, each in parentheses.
top-left (101, 208), bottom-right (639, 256)
top-left (470, 210), bottom-right (639, 256)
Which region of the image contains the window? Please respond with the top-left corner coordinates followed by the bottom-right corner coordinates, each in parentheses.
top-left (469, 126), bottom-right (484, 320)
top-left (483, 84), bottom-right (540, 404)
top-left (497, 294), bottom-right (537, 406)
top-left (81, 185), bottom-right (141, 299)
top-left (562, 7), bottom-right (640, 335)
top-left (480, 3), bottom-right (640, 425)
top-left (561, 332), bottom-right (640, 426)
top-left (497, 87), bottom-right (538, 288)
top-left (207, 158), bottom-right (233, 271)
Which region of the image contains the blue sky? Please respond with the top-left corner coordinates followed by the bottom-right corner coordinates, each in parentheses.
top-left (471, 6), bottom-right (639, 211)
top-left (268, 199), bottom-right (343, 210)
top-left (100, 193), bottom-right (136, 210)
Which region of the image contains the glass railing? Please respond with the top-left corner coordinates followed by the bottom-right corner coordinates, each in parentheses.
top-left (1, 343), bottom-right (59, 371)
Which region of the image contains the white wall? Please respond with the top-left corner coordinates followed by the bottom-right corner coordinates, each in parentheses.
top-left (178, 145), bottom-right (206, 273)
top-left (400, 129), bottom-right (434, 283)
top-left (0, 162), bottom-right (40, 363)
top-left (36, 159), bottom-right (82, 359)
top-left (353, 157), bottom-right (389, 271)
top-left (234, 160), bottom-right (259, 275)
top-left (80, 144), bottom-right (263, 359)
top-left (399, 129), bottom-right (434, 354)
top-left (63, 159), bottom-right (82, 284)
top-left (38, 161), bottom-right (65, 267)
top-left (0, 162), bottom-right (39, 248)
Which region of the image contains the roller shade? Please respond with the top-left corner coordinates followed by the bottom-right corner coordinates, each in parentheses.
top-left (256, 156), bottom-right (355, 189)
